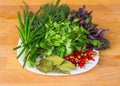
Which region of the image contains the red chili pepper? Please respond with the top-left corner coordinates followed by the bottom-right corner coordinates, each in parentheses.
top-left (65, 49), bottom-right (97, 68)
top-left (85, 50), bottom-right (96, 56)
top-left (65, 55), bottom-right (70, 60)
top-left (72, 50), bottom-right (81, 57)
top-left (71, 60), bottom-right (77, 66)
top-left (70, 56), bottom-right (76, 60)
top-left (78, 63), bottom-right (84, 68)
top-left (87, 56), bottom-right (95, 61)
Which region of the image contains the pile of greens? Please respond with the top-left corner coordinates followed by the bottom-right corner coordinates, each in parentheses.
top-left (14, 0), bottom-right (110, 72)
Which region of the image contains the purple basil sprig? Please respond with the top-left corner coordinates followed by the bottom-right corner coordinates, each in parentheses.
top-left (68, 5), bottom-right (110, 50)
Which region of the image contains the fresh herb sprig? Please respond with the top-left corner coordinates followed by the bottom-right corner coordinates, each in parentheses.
top-left (13, 2), bottom-right (43, 67)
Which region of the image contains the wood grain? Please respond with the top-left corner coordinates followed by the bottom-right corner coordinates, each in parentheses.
top-left (0, 0), bottom-right (120, 86)
top-left (0, 0), bottom-right (120, 6)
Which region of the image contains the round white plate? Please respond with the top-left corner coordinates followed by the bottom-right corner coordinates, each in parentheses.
top-left (17, 39), bottom-right (99, 76)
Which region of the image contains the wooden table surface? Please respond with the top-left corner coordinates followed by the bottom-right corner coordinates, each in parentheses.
top-left (0, 0), bottom-right (120, 86)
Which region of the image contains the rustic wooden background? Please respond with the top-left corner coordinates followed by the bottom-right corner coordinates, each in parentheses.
top-left (0, 0), bottom-right (120, 86)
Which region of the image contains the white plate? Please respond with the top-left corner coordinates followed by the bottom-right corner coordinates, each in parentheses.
top-left (17, 39), bottom-right (99, 76)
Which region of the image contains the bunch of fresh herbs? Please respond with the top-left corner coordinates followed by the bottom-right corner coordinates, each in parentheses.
top-left (14, 0), bottom-right (110, 70)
